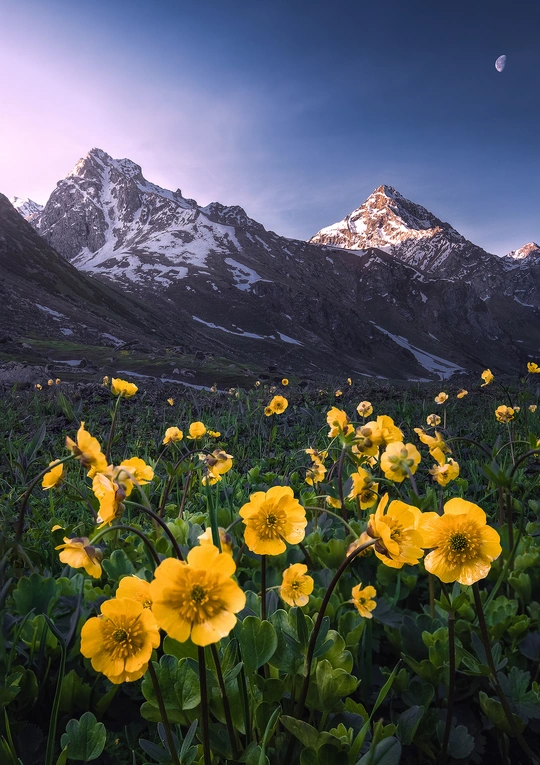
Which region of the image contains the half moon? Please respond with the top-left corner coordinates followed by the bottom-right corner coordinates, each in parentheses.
top-left (495, 54), bottom-right (506, 72)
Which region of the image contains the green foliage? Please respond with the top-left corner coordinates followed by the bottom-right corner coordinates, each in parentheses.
top-left (2, 376), bottom-right (540, 763)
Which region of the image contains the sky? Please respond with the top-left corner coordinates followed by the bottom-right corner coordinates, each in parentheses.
top-left (0, 0), bottom-right (538, 255)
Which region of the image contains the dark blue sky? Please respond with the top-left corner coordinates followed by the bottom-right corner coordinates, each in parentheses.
top-left (1, 0), bottom-right (539, 253)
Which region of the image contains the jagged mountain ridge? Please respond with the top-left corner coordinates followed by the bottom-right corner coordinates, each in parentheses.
top-left (10, 196), bottom-right (43, 222)
top-left (12, 150), bottom-right (540, 379)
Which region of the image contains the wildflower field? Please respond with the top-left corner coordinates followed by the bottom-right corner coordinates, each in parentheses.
top-left (2, 368), bottom-right (540, 765)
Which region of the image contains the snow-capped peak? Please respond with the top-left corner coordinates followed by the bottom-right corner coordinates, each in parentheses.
top-left (9, 196), bottom-right (44, 221)
top-left (308, 185), bottom-right (483, 273)
top-left (506, 242), bottom-right (540, 260)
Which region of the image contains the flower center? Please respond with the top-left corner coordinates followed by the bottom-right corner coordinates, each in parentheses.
top-left (142, 599), bottom-right (152, 609)
top-left (449, 532), bottom-right (468, 551)
top-left (291, 580), bottom-right (300, 590)
top-left (267, 513), bottom-right (277, 527)
top-left (113, 628), bottom-right (128, 642)
top-left (190, 585), bottom-right (208, 604)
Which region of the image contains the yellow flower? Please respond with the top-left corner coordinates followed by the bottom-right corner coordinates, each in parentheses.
top-left (103, 375), bottom-right (109, 385)
top-left (93, 473), bottom-right (126, 527)
top-left (514, 406), bottom-right (520, 413)
top-left (434, 392), bottom-right (448, 404)
top-left (457, 389), bottom-right (468, 399)
top-left (114, 457), bottom-right (155, 494)
top-left (56, 537), bottom-right (102, 578)
top-left (269, 395), bottom-right (288, 414)
top-left (55, 378), bottom-right (61, 384)
top-left (363, 415), bottom-right (403, 448)
top-left (327, 407), bottom-right (353, 438)
top-left (167, 398), bottom-right (174, 406)
top-left (346, 530), bottom-right (374, 557)
top-left (350, 583), bottom-right (377, 619)
top-left (111, 378), bottom-right (138, 398)
top-left (200, 449), bottom-right (233, 485)
top-left (421, 498), bottom-right (502, 585)
top-left (269, 386), bottom-right (277, 393)
top-left (347, 377), bottom-right (352, 386)
top-left (255, 381), bottom-right (261, 387)
top-left (429, 458), bottom-right (460, 486)
top-left (116, 575), bottom-right (153, 609)
top-left (208, 430), bottom-right (221, 438)
top-left (280, 563), bottom-right (314, 607)
top-left (150, 545), bottom-right (246, 646)
top-left (42, 461), bottom-right (64, 489)
top-left (210, 385), bottom-right (217, 393)
top-left (35, 384), bottom-right (42, 390)
top-left (426, 414), bottom-right (441, 427)
top-left (356, 401), bottom-right (373, 418)
top-left (282, 378), bottom-right (289, 386)
top-left (187, 421), bottom-right (206, 439)
top-left (306, 460), bottom-right (326, 485)
top-left (163, 426), bottom-right (183, 444)
top-left (352, 426), bottom-right (379, 458)
top-left (326, 495), bottom-right (342, 509)
top-left (367, 495), bottom-right (424, 569)
top-left (530, 404), bottom-right (537, 413)
top-left (335, 389), bottom-right (343, 397)
top-left (380, 442), bottom-right (421, 483)
top-left (239, 486), bottom-right (307, 555)
top-left (80, 598), bottom-right (160, 683)
top-left (48, 379), bottom-right (54, 387)
top-left (528, 362), bottom-right (540, 374)
top-left (348, 468), bottom-right (378, 509)
top-left (481, 369), bottom-right (494, 387)
top-left (66, 422), bottom-right (108, 478)
top-left (495, 405), bottom-right (514, 423)
top-left (414, 428), bottom-right (451, 464)
top-left (198, 527), bottom-right (234, 555)
top-left (51, 524), bottom-right (64, 532)
top-left (264, 406), bottom-right (274, 417)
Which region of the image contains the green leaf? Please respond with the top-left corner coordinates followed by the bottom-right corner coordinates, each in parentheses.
top-left (280, 716), bottom-right (320, 750)
top-left (163, 636), bottom-right (198, 661)
top-left (349, 662), bottom-right (401, 763)
top-left (141, 656), bottom-right (200, 723)
top-left (101, 549), bottom-right (135, 582)
top-left (396, 705), bottom-right (424, 745)
top-left (479, 692), bottom-right (526, 735)
top-left (313, 659), bottom-right (358, 711)
top-left (357, 737), bottom-right (402, 765)
top-left (59, 670), bottom-right (92, 714)
top-left (12, 573), bottom-right (57, 615)
top-left (236, 616), bottom-right (277, 674)
top-left (60, 712), bottom-right (106, 761)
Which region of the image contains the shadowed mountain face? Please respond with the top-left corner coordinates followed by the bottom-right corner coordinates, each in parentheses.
top-left (10, 151), bottom-right (540, 380)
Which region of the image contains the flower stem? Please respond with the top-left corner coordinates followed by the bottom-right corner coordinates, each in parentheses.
top-left (294, 538), bottom-right (377, 718)
top-left (43, 616), bottom-right (67, 765)
top-left (261, 555), bottom-right (267, 621)
top-left (429, 573), bottom-right (436, 620)
top-left (90, 524), bottom-right (161, 567)
top-left (148, 662), bottom-right (180, 765)
top-left (125, 501), bottom-right (184, 560)
top-left (105, 394), bottom-right (123, 463)
top-left (198, 646), bottom-right (212, 765)
top-left (438, 583), bottom-right (455, 765)
top-left (158, 449), bottom-right (211, 516)
top-left (14, 455), bottom-right (76, 545)
top-left (302, 506), bottom-right (358, 537)
top-left (177, 471), bottom-right (192, 519)
top-left (472, 583), bottom-right (539, 764)
top-left (210, 644), bottom-right (239, 756)
top-left (337, 447), bottom-right (348, 520)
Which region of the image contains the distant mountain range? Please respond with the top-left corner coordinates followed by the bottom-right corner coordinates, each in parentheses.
top-left (4, 148), bottom-right (539, 381)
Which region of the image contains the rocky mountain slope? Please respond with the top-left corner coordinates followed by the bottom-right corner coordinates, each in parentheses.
top-left (11, 150), bottom-right (540, 380)
top-left (10, 196), bottom-right (43, 222)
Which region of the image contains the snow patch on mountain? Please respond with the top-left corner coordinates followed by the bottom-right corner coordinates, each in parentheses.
top-left (10, 197), bottom-right (43, 221)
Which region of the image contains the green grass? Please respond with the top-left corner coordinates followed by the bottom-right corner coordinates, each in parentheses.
top-left (2, 376), bottom-right (540, 764)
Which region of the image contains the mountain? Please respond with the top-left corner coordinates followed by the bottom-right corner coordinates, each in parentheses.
top-left (0, 192), bottom-right (182, 347)
top-left (505, 242), bottom-right (540, 263)
top-left (10, 196), bottom-right (43, 222)
top-left (13, 151), bottom-right (540, 380)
